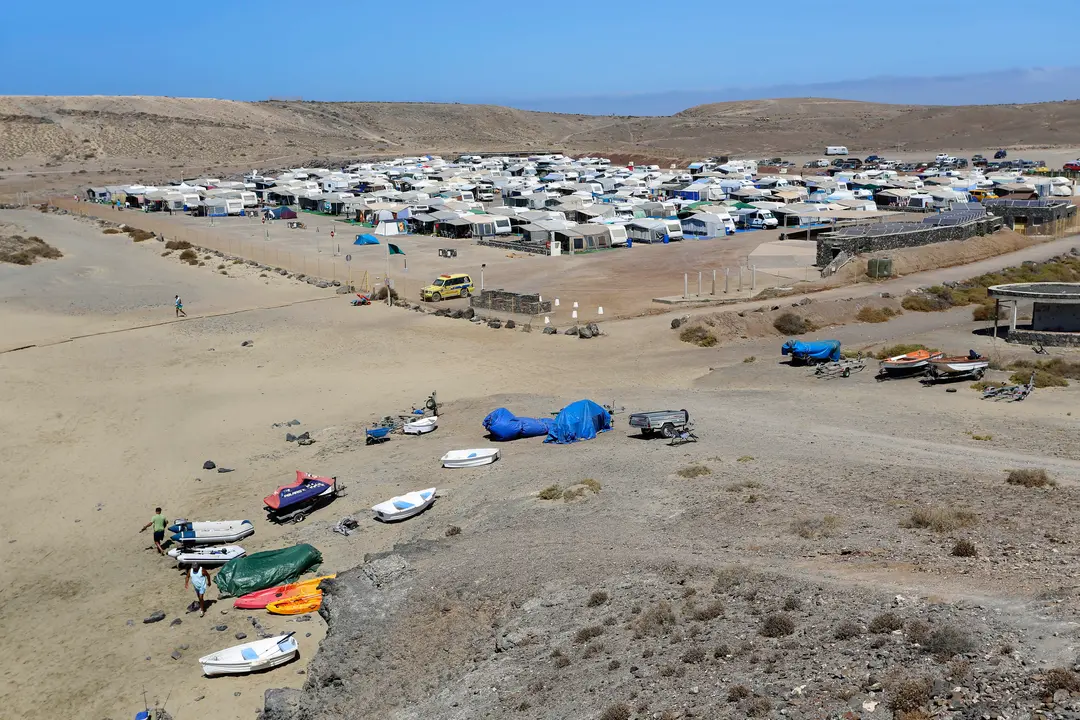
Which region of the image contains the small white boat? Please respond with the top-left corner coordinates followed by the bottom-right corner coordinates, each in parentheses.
top-left (168, 545), bottom-right (246, 566)
top-left (371, 487), bottom-right (437, 522)
top-left (441, 448), bottom-right (500, 468)
top-left (929, 355), bottom-right (990, 377)
top-left (403, 415), bottom-right (438, 435)
top-left (169, 519), bottom-right (254, 545)
top-left (879, 349), bottom-right (942, 373)
top-left (199, 632), bottom-right (299, 676)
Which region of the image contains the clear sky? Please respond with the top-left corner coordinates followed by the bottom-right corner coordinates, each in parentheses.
top-left (2, 0), bottom-right (1079, 105)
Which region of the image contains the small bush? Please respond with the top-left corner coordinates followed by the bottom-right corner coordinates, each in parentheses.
top-left (676, 464), bottom-right (711, 479)
top-left (923, 625), bottom-right (975, 660)
top-left (538, 484), bottom-right (562, 500)
top-left (969, 433), bottom-right (992, 441)
top-left (563, 487), bottom-right (586, 502)
top-left (445, 525), bottom-right (461, 537)
top-left (582, 642), bottom-right (605, 658)
top-left (373, 285), bottom-right (399, 301)
top-left (869, 612), bottom-right (903, 634)
top-left (679, 325), bottom-right (717, 347)
top-left (834, 621), bottom-right (861, 640)
top-left (102, 227), bottom-right (122, 235)
top-left (743, 355), bottom-right (756, 363)
top-left (165, 239), bottom-right (191, 250)
top-left (951, 539), bottom-right (977, 557)
top-left (681, 647), bottom-right (706, 664)
top-left (737, 455), bottom-right (754, 463)
top-left (875, 343), bottom-right (936, 360)
top-left (906, 620), bottom-right (931, 644)
top-left (1006, 468), bottom-right (1055, 488)
top-left (727, 685), bottom-right (751, 702)
top-left (633, 601), bottom-right (677, 637)
top-left (972, 300), bottom-right (1005, 321)
top-left (792, 515), bottom-right (840, 539)
top-left (692, 601), bottom-right (724, 621)
top-left (1045, 668), bottom-right (1080, 694)
top-left (574, 626), bottom-right (604, 644)
top-left (580, 478), bottom-right (601, 494)
top-left (773, 312), bottom-right (814, 335)
top-left (1013, 369), bottom-right (1068, 388)
top-left (760, 613), bottom-right (795, 638)
top-left (907, 507), bottom-right (977, 532)
top-left (126, 228), bottom-right (155, 242)
top-left (217, 264), bottom-right (226, 270)
top-left (856, 306), bottom-right (899, 323)
top-left (554, 655), bottom-right (571, 668)
top-left (587, 591), bottom-right (609, 607)
top-left (0, 235), bottom-right (64, 265)
top-left (901, 294), bottom-right (950, 312)
top-left (712, 565), bottom-right (748, 593)
top-left (178, 248), bottom-right (197, 262)
top-left (746, 696), bottom-right (772, 717)
top-left (971, 380), bottom-right (1007, 391)
top-left (607, 659), bottom-right (620, 670)
top-left (726, 479), bottom-right (761, 492)
top-left (887, 676), bottom-right (932, 715)
top-left (783, 596), bottom-right (802, 611)
top-left (599, 703), bottom-right (631, 720)
top-left (713, 644), bottom-right (730, 658)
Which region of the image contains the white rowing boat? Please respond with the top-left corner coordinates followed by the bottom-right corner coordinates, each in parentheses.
top-left (440, 448), bottom-right (499, 468)
top-left (372, 488), bottom-right (437, 522)
top-left (403, 416), bottom-right (438, 435)
top-left (199, 633), bottom-right (298, 676)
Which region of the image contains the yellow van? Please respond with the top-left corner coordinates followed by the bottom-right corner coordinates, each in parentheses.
top-left (421, 273), bottom-right (474, 302)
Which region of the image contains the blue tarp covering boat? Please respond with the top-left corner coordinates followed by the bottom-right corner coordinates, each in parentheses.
top-left (545, 399), bottom-right (612, 444)
top-left (482, 408), bottom-right (554, 441)
top-left (781, 339), bottom-right (841, 363)
top-left (353, 234), bottom-right (379, 245)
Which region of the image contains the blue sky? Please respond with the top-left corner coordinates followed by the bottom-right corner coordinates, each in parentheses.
top-left (2, 0), bottom-right (1079, 111)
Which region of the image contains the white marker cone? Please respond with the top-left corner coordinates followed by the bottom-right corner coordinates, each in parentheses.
top-left (598, 307), bottom-right (604, 315)
top-left (573, 301), bottom-right (579, 309)
top-left (544, 316), bottom-right (550, 325)
top-left (555, 298), bottom-right (560, 307)
top-left (572, 310), bottom-right (578, 319)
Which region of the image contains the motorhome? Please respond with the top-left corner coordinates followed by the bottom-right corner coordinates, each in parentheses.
top-left (825, 146), bottom-right (849, 156)
top-left (732, 208), bottom-right (778, 229)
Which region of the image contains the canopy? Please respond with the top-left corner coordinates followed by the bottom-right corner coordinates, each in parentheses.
top-left (264, 471), bottom-right (332, 510)
top-left (354, 234), bottom-right (379, 245)
top-left (781, 339), bottom-right (841, 362)
top-left (265, 206), bottom-right (297, 219)
top-left (214, 543), bottom-right (323, 597)
top-left (545, 399), bottom-right (611, 444)
top-left (483, 408), bottom-right (554, 441)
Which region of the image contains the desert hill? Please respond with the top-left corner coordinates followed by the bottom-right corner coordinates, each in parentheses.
top-left (1, 95), bottom-right (1079, 170)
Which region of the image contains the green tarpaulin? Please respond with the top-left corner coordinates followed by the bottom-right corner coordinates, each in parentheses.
top-left (213, 544), bottom-right (322, 597)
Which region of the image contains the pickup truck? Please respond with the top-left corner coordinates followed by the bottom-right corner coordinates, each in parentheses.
top-left (628, 409), bottom-right (691, 438)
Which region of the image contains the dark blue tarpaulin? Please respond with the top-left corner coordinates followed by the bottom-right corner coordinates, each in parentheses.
top-left (545, 399), bottom-right (612, 444)
top-left (483, 408), bottom-right (553, 441)
top-left (354, 234), bottom-right (379, 245)
top-left (781, 339), bottom-right (841, 363)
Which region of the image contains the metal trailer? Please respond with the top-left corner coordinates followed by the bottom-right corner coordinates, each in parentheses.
top-left (813, 357), bottom-right (867, 379)
top-left (628, 409), bottom-right (691, 439)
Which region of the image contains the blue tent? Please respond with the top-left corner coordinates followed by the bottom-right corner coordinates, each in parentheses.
top-left (354, 234), bottom-right (379, 245)
top-left (545, 400), bottom-right (612, 444)
top-left (781, 339), bottom-right (841, 363)
top-left (483, 408), bottom-right (553, 441)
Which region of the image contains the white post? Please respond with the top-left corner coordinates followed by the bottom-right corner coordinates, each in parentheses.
top-left (1010, 301), bottom-right (1018, 332)
top-left (724, 267), bottom-right (729, 293)
top-left (751, 264), bottom-right (757, 293)
top-left (683, 273), bottom-right (689, 299)
top-left (711, 269), bottom-right (716, 295)
top-left (697, 271), bottom-right (702, 296)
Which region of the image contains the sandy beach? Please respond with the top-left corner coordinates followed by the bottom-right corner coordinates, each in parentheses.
top-left (3, 208), bottom-right (1080, 719)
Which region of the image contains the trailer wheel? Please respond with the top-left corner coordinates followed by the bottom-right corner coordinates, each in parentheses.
top-left (292, 512), bottom-right (306, 524)
top-left (842, 368), bottom-right (851, 378)
top-left (661, 423), bottom-right (676, 439)
top-left (975, 368), bottom-right (985, 380)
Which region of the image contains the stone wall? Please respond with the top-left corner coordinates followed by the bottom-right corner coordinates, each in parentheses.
top-left (816, 216), bottom-right (1003, 266)
top-left (469, 289), bottom-right (552, 315)
top-left (1032, 302), bottom-right (1080, 332)
top-left (1006, 328), bottom-right (1080, 347)
top-left (984, 201), bottom-right (1076, 226)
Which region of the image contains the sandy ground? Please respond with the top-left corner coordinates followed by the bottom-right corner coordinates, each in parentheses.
top-left (3, 209), bottom-right (1080, 719)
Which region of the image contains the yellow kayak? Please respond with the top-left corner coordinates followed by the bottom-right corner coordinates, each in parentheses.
top-left (267, 590), bottom-right (323, 615)
top-left (233, 574), bottom-right (336, 609)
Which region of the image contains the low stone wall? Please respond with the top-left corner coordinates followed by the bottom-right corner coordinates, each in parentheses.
top-left (469, 289), bottom-right (552, 315)
top-left (1006, 328), bottom-right (1080, 347)
top-left (816, 216), bottom-right (1003, 266)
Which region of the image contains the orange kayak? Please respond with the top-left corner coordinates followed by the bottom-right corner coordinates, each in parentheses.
top-left (233, 574), bottom-right (336, 609)
top-left (266, 590), bottom-right (323, 615)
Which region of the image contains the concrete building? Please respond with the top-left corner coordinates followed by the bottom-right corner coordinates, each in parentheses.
top-left (988, 282), bottom-right (1080, 347)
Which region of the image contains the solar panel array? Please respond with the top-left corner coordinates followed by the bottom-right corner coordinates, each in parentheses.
top-left (985, 199), bottom-right (1056, 208)
top-left (831, 206), bottom-right (986, 239)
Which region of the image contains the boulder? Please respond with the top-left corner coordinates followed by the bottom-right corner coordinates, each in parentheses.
top-left (170, 650), bottom-right (182, 660)
top-left (586, 322), bottom-right (600, 336)
top-left (235, 632), bottom-right (247, 640)
top-left (564, 326), bottom-right (579, 336)
top-left (578, 326), bottom-right (594, 339)
top-left (335, 285), bottom-right (353, 294)
top-left (798, 297), bottom-right (813, 306)
top-left (297, 438), bottom-right (314, 446)
top-left (170, 618), bottom-right (182, 627)
top-left (295, 431), bottom-right (310, 442)
top-left (461, 307), bottom-right (475, 320)
top-left (285, 433), bottom-right (297, 442)
top-left (487, 319), bottom-right (502, 329)
top-left (671, 317), bottom-right (683, 329)
top-left (240, 340), bottom-right (253, 347)
top-left (543, 326), bottom-right (557, 335)
top-left (331, 280), bottom-right (341, 287)
top-left (277, 268), bottom-right (288, 275)
top-left (202, 461), bottom-right (216, 470)
top-left (316, 281), bottom-right (330, 289)
top-left (451, 309), bottom-right (464, 319)
top-left (505, 319), bottom-right (516, 329)
top-left (262, 688), bottom-right (301, 720)
top-left (215, 624), bottom-right (228, 632)
top-left (143, 611), bottom-right (166, 624)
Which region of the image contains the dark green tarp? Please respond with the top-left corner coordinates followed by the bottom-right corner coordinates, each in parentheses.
top-left (213, 544), bottom-right (322, 597)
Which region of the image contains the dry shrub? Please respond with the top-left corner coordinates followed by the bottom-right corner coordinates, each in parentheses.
top-left (948, 658), bottom-right (972, 682)
top-left (727, 685), bottom-right (751, 702)
top-left (906, 620), bottom-right (931, 644)
top-left (574, 626), bottom-right (604, 645)
top-left (712, 565), bottom-right (748, 593)
top-left (580, 478), bottom-right (601, 494)
top-left (906, 507), bottom-right (977, 532)
top-left (633, 601), bottom-right (678, 637)
top-left (783, 596), bottom-right (802, 611)
top-left (692, 601), bottom-right (724, 621)
top-left (834, 620), bottom-right (861, 640)
top-left (582, 642), bottom-right (605, 658)
top-left (760, 613), bottom-right (795, 638)
top-left (587, 590), bottom-right (609, 607)
top-left (126, 228), bottom-right (155, 242)
top-left (599, 703), bottom-right (631, 720)
top-left (681, 647), bottom-right (706, 664)
top-left (607, 659), bottom-right (620, 670)
top-left (869, 612), bottom-right (903, 634)
top-left (554, 654), bottom-right (571, 668)
top-left (563, 487), bottom-right (586, 502)
top-left (1007, 468), bottom-right (1055, 488)
top-left (102, 227), bottom-right (124, 235)
top-left (746, 696), bottom-right (772, 717)
top-left (165, 239), bottom-right (191, 250)
top-left (445, 525), bottom-right (461, 537)
top-left (856, 306), bottom-right (900, 323)
top-left (887, 676), bottom-right (933, 715)
top-left (713, 644), bottom-right (730, 658)
top-left (676, 464), bottom-right (711, 479)
top-left (679, 325), bottom-right (717, 347)
top-left (538, 484), bottom-right (562, 500)
top-left (1013, 369), bottom-right (1068, 388)
top-left (0, 235), bottom-right (63, 265)
top-left (901, 294), bottom-right (950, 312)
top-left (951, 539), bottom-right (977, 557)
top-left (923, 625), bottom-right (974, 660)
top-left (972, 300), bottom-right (1005, 321)
top-left (792, 515), bottom-right (840, 539)
top-left (1045, 668), bottom-right (1080, 694)
top-left (743, 355), bottom-right (757, 363)
top-left (373, 285), bottom-right (399, 301)
top-left (773, 312), bottom-right (814, 335)
top-left (178, 248), bottom-right (198, 263)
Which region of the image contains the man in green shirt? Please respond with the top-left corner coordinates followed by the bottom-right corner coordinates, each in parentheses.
top-left (140, 507), bottom-right (168, 555)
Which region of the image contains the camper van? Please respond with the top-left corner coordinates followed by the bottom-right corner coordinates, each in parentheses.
top-left (487, 214), bottom-right (513, 234)
top-left (607, 224), bottom-right (629, 247)
top-left (733, 208), bottom-right (778, 230)
top-left (825, 146), bottom-right (849, 156)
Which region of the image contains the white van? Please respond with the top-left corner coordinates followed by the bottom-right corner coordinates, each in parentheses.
top-left (825, 146), bottom-right (849, 156)
top-left (607, 224), bottom-right (628, 247)
top-left (487, 214), bottom-right (512, 234)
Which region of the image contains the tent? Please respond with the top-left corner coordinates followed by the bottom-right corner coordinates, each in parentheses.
top-left (483, 408), bottom-right (554, 441)
top-left (354, 234), bottom-right (380, 245)
top-left (545, 399), bottom-right (612, 444)
top-left (214, 543), bottom-right (323, 597)
top-left (265, 206), bottom-right (297, 219)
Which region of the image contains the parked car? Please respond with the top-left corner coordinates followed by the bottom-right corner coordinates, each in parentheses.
top-left (971, 154), bottom-right (987, 165)
top-left (994, 149), bottom-right (1008, 159)
top-left (1063, 161), bottom-right (1080, 172)
top-left (864, 155), bottom-right (882, 164)
top-left (420, 273), bottom-right (474, 302)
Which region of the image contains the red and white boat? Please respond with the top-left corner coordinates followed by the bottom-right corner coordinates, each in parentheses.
top-left (879, 349), bottom-right (943, 373)
top-left (929, 353), bottom-right (990, 378)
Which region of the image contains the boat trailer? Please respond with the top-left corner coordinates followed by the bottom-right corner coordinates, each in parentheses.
top-left (813, 356), bottom-right (867, 379)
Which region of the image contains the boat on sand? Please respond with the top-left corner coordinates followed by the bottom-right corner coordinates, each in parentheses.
top-left (266, 591), bottom-right (323, 615)
top-left (233, 574), bottom-right (336, 610)
top-left (199, 633), bottom-right (298, 676)
top-left (372, 488), bottom-right (437, 522)
top-left (440, 448), bottom-right (499, 468)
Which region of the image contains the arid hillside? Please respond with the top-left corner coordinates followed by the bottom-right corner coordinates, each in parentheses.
top-left (2, 95), bottom-right (1080, 171)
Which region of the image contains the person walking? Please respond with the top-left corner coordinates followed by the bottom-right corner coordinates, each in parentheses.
top-left (139, 507), bottom-right (169, 555)
top-left (174, 295), bottom-right (186, 318)
top-left (185, 563), bottom-right (213, 617)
